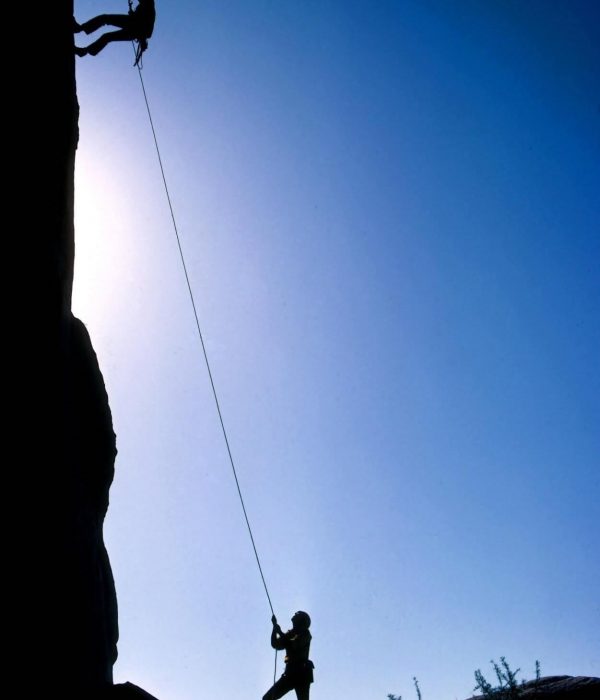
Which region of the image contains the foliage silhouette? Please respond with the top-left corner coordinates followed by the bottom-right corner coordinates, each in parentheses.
top-left (387, 659), bottom-right (541, 700)
top-left (473, 658), bottom-right (541, 699)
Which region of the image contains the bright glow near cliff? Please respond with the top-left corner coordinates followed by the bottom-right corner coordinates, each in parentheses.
top-left (73, 155), bottom-right (138, 329)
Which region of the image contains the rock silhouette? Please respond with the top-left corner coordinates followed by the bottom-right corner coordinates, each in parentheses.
top-left (15, 2), bottom-right (157, 697)
top-left (467, 675), bottom-right (600, 700)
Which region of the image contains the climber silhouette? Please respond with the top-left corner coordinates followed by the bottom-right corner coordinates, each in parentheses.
top-left (263, 611), bottom-right (315, 700)
top-left (74, 0), bottom-right (156, 63)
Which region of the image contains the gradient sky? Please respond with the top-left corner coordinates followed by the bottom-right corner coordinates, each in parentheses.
top-left (72, 2), bottom-right (599, 699)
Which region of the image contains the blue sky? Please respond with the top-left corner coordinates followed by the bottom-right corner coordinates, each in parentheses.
top-left (73, 2), bottom-right (599, 699)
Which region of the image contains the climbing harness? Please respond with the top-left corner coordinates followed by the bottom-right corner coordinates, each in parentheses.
top-left (128, 0), bottom-right (149, 67)
top-left (132, 51), bottom-right (279, 684)
top-left (133, 39), bottom-right (147, 68)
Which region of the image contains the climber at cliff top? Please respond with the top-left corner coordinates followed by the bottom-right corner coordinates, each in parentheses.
top-left (74, 0), bottom-right (155, 65)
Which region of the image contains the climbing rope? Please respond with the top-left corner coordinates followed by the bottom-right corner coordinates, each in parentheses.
top-left (132, 51), bottom-right (279, 684)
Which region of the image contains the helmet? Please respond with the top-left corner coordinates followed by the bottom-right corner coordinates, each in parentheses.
top-left (292, 610), bottom-right (311, 629)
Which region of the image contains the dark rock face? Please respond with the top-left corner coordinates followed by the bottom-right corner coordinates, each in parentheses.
top-left (518, 676), bottom-right (600, 699)
top-left (468, 676), bottom-right (600, 700)
top-left (108, 682), bottom-right (162, 699)
top-left (20, 1), bottom-right (119, 695)
top-left (58, 316), bottom-right (119, 688)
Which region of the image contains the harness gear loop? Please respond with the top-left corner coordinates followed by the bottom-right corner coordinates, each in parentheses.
top-left (134, 39), bottom-right (147, 67)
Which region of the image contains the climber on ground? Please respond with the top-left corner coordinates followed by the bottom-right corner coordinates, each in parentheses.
top-left (263, 611), bottom-right (315, 700)
top-left (74, 0), bottom-right (155, 63)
